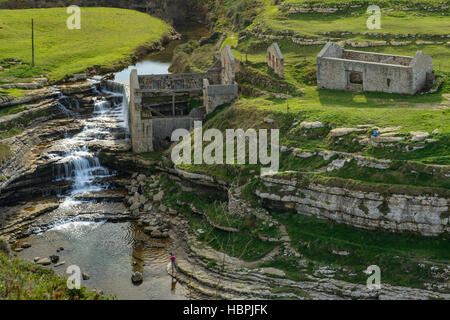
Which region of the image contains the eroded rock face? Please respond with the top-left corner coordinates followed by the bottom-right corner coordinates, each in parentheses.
top-left (256, 176), bottom-right (449, 236)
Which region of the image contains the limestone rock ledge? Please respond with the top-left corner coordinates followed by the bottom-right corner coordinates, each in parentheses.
top-left (255, 176), bottom-right (449, 236)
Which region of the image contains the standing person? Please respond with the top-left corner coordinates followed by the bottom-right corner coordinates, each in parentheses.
top-left (372, 129), bottom-right (379, 137)
top-left (170, 252), bottom-right (177, 275)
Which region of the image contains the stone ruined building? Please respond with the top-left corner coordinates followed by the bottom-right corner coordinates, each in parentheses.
top-left (317, 42), bottom-right (434, 94)
top-left (267, 43), bottom-right (284, 78)
top-left (129, 45), bottom-right (238, 153)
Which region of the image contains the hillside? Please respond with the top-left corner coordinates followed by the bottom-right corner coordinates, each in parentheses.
top-left (133, 0), bottom-right (450, 292)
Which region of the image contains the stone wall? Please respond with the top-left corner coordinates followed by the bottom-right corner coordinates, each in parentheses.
top-left (129, 45), bottom-right (238, 153)
top-left (410, 51), bottom-right (434, 92)
top-left (317, 42), bottom-right (433, 94)
top-left (220, 45), bottom-right (236, 85)
top-left (151, 117), bottom-right (195, 150)
top-left (138, 72), bottom-right (221, 90)
top-left (255, 175), bottom-right (449, 236)
top-left (130, 69), bottom-right (153, 153)
top-left (203, 79), bottom-right (238, 114)
top-left (267, 43), bottom-right (284, 78)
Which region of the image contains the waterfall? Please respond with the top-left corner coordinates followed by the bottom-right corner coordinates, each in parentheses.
top-left (51, 83), bottom-right (129, 196)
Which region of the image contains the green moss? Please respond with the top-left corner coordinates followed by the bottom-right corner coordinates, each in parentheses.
top-left (358, 203), bottom-right (369, 215)
top-left (378, 200), bottom-right (391, 215)
top-left (0, 126), bottom-right (23, 139)
top-left (0, 105), bottom-right (24, 117)
top-left (270, 285), bottom-right (310, 298)
top-left (0, 143), bottom-right (11, 166)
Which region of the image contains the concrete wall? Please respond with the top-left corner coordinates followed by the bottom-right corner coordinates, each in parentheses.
top-left (267, 43), bottom-right (284, 78)
top-left (138, 72), bottom-right (220, 90)
top-left (411, 51), bottom-right (434, 92)
top-left (317, 57), bottom-right (414, 94)
top-left (130, 69), bottom-right (153, 153)
top-left (203, 79), bottom-right (238, 114)
top-left (317, 42), bottom-right (343, 59)
top-left (151, 117), bottom-right (195, 150)
top-left (317, 42), bottom-right (433, 94)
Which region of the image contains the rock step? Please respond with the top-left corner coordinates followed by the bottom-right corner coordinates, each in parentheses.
top-left (72, 189), bottom-right (127, 202)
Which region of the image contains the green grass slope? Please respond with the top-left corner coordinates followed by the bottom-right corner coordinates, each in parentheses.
top-left (0, 7), bottom-right (171, 83)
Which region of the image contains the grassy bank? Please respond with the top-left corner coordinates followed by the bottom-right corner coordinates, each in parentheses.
top-left (158, 174), bottom-right (277, 262)
top-left (0, 238), bottom-right (110, 300)
top-left (0, 7), bottom-right (171, 83)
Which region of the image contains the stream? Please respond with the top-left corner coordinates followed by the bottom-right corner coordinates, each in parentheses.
top-left (12, 22), bottom-right (209, 300)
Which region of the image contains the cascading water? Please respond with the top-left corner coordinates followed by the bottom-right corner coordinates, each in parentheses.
top-left (17, 82), bottom-right (190, 299)
top-left (52, 85), bottom-right (129, 196)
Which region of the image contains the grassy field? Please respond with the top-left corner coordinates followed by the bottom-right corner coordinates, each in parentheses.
top-left (0, 7), bottom-right (170, 83)
top-left (255, 0), bottom-right (450, 37)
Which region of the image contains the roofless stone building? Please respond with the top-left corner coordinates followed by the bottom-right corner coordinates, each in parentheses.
top-left (129, 45), bottom-right (238, 153)
top-left (267, 43), bottom-right (284, 78)
top-left (317, 42), bottom-right (434, 94)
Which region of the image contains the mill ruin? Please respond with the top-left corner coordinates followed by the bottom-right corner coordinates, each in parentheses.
top-left (129, 45), bottom-right (238, 153)
top-left (317, 42), bottom-right (434, 94)
top-left (267, 43), bottom-right (284, 78)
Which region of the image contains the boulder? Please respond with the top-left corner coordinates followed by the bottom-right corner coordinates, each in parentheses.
top-left (54, 261), bottom-right (66, 267)
top-left (82, 272), bottom-right (90, 280)
top-left (21, 242), bottom-right (32, 249)
top-left (131, 271), bottom-right (143, 285)
top-left (260, 267), bottom-right (286, 277)
top-left (300, 121), bottom-right (324, 129)
top-left (36, 258), bottom-right (52, 266)
top-left (50, 255), bottom-right (60, 264)
top-left (330, 128), bottom-right (363, 137)
top-left (410, 131), bottom-right (430, 142)
top-left (153, 191), bottom-right (164, 202)
top-left (168, 208), bottom-right (178, 216)
top-left (150, 230), bottom-right (169, 239)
